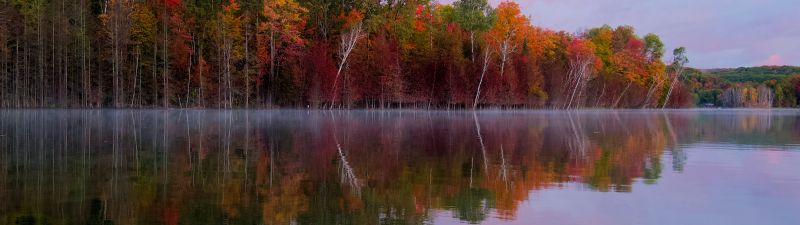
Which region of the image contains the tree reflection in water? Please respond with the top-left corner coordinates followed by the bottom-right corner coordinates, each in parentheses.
top-left (1, 110), bottom-right (798, 225)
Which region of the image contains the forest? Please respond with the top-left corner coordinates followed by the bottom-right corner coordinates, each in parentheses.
top-left (0, 0), bottom-right (761, 109)
top-left (685, 66), bottom-right (800, 108)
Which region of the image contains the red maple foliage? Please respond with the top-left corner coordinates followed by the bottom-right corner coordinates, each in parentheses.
top-left (164, 0), bottom-right (181, 8)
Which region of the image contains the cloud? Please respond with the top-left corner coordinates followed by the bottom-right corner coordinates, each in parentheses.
top-left (760, 54), bottom-right (783, 66)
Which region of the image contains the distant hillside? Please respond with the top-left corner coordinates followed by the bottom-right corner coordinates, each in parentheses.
top-left (683, 66), bottom-right (800, 108)
top-left (700, 66), bottom-right (800, 83)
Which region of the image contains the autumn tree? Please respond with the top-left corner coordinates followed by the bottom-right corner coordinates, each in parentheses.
top-left (484, 1), bottom-right (528, 105)
top-left (220, 0), bottom-right (243, 108)
top-left (169, 7), bottom-right (194, 107)
top-left (0, 0), bottom-right (694, 109)
top-left (641, 33), bottom-right (665, 108)
top-left (330, 10), bottom-right (365, 108)
top-left (562, 39), bottom-right (598, 109)
top-left (259, 0), bottom-right (307, 106)
top-left (489, 1), bottom-right (527, 78)
top-left (129, 2), bottom-right (157, 106)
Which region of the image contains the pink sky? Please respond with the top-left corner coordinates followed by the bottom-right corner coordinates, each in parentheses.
top-left (437, 0), bottom-right (800, 68)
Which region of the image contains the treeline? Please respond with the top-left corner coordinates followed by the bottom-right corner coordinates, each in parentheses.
top-left (0, 0), bottom-right (689, 109)
top-left (704, 66), bottom-right (800, 83)
top-left (685, 66), bottom-right (800, 107)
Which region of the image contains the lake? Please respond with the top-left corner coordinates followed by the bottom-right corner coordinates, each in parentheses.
top-left (1, 109), bottom-right (799, 225)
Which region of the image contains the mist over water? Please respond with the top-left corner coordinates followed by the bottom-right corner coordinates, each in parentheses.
top-left (1, 110), bottom-right (799, 225)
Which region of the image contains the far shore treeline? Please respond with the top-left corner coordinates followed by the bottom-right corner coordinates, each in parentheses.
top-left (0, 0), bottom-right (797, 109)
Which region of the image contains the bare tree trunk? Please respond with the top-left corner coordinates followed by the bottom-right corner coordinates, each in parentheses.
top-left (81, 0), bottom-right (89, 107)
top-left (185, 34), bottom-right (194, 107)
top-left (473, 47), bottom-right (491, 109)
top-left (24, 24), bottom-right (29, 107)
top-left (61, 0), bottom-right (67, 106)
top-left (662, 68), bottom-right (683, 109)
top-left (162, 3), bottom-right (169, 108)
top-left (244, 27), bottom-right (250, 108)
top-left (225, 37), bottom-right (232, 108)
top-left (14, 39), bottom-right (19, 107)
top-left (0, 45), bottom-right (4, 106)
top-left (132, 47), bottom-right (139, 107)
top-left (38, 15), bottom-right (44, 107)
top-left (331, 21), bottom-right (363, 109)
top-left (642, 77), bottom-right (663, 108)
top-left (153, 35), bottom-right (158, 107)
top-left (595, 83), bottom-right (606, 107)
top-left (564, 54), bottom-right (593, 109)
top-left (497, 30), bottom-right (517, 78)
top-left (222, 29), bottom-right (233, 109)
top-left (565, 64), bottom-right (580, 109)
top-left (470, 31), bottom-right (475, 62)
top-left (269, 29), bottom-right (275, 105)
top-left (663, 48), bottom-right (688, 108)
top-left (216, 25), bottom-right (222, 107)
top-left (198, 42), bottom-right (204, 108)
top-left (613, 80), bottom-right (633, 108)
top-left (113, 0), bottom-right (119, 107)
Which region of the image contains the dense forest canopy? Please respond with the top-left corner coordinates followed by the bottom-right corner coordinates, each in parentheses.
top-left (685, 66), bottom-right (800, 107)
top-left (703, 66), bottom-right (800, 83)
top-left (0, 0), bottom-right (794, 109)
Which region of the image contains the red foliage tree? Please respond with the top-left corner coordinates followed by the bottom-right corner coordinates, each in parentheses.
top-left (305, 42), bottom-right (338, 107)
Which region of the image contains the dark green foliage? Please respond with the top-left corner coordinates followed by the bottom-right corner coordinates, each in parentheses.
top-left (704, 66), bottom-right (800, 83)
top-left (683, 66), bottom-right (800, 107)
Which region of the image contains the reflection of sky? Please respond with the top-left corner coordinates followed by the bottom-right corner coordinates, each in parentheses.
top-left (433, 144), bottom-right (800, 225)
top-left (438, 0), bottom-right (800, 68)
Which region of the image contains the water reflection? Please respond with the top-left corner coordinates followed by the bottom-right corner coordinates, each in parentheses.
top-left (0, 110), bottom-right (798, 225)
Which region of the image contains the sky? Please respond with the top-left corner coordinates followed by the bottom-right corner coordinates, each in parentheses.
top-left (439, 0), bottom-right (800, 69)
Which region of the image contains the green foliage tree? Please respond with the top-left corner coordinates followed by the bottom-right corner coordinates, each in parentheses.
top-left (643, 33), bottom-right (664, 62)
top-left (453, 0), bottom-right (496, 61)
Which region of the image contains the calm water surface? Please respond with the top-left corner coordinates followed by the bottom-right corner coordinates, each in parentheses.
top-left (1, 109), bottom-right (799, 225)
